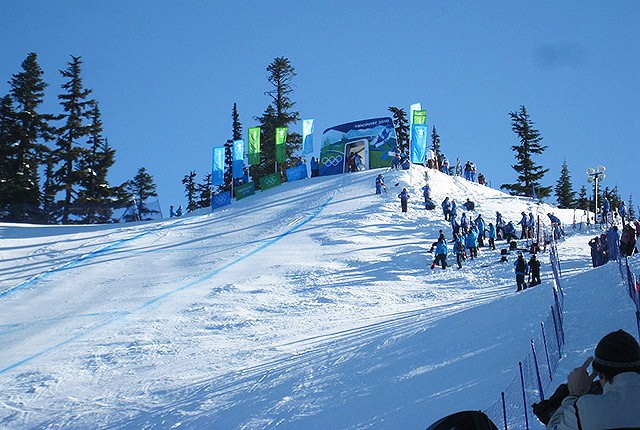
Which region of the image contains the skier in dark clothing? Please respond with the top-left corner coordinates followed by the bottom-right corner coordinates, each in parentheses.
top-left (514, 252), bottom-right (529, 291)
top-left (310, 157), bottom-right (320, 177)
top-left (398, 188), bottom-right (410, 212)
top-left (375, 174), bottom-right (386, 194)
top-left (528, 254), bottom-right (541, 286)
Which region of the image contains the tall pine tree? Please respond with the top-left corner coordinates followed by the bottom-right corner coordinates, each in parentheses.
top-left (125, 167), bottom-right (158, 221)
top-left (0, 95), bottom-right (19, 218)
top-left (53, 55), bottom-right (94, 223)
top-left (576, 185), bottom-right (589, 212)
top-left (554, 160), bottom-right (576, 208)
top-left (388, 107), bottom-right (409, 154)
top-left (252, 57), bottom-right (301, 183)
top-left (182, 170), bottom-right (198, 212)
top-left (501, 106), bottom-right (551, 198)
top-left (196, 173), bottom-right (212, 209)
top-left (430, 126), bottom-right (443, 166)
top-left (7, 53), bottom-right (54, 222)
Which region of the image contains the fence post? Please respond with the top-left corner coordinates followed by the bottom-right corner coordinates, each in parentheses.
top-left (518, 362), bottom-right (530, 430)
top-left (501, 391), bottom-right (508, 430)
top-left (551, 305), bottom-right (562, 354)
top-left (531, 339), bottom-right (545, 401)
top-left (541, 322), bottom-right (553, 381)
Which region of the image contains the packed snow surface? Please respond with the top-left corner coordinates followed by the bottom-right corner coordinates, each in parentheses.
top-left (1, 167), bottom-right (638, 429)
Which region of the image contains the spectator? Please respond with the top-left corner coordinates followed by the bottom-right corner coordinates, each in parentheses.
top-left (441, 155), bottom-right (450, 175)
top-left (310, 157), bottom-right (320, 177)
top-left (619, 200), bottom-right (628, 225)
top-left (442, 197), bottom-right (452, 221)
top-left (453, 234), bottom-right (466, 269)
top-left (514, 252), bottom-right (529, 291)
top-left (475, 214), bottom-right (486, 247)
top-left (462, 198), bottom-right (475, 211)
top-left (455, 158), bottom-right (462, 176)
top-left (547, 330), bottom-right (640, 429)
top-left (422, 183), bottom-right (432, 203)
top-left (375, 174), bottom-right (385, 195)
top-left (518, 211), bottom-right (529, 239)
top-left (487, 222), bottom-right (497, 250)
top-left (169, 205), bottom-right (175, 218)
top-left (528, 254), bottom-right (541, 286)
top-left (430, 237), bottom-right (448, 270)
top-left (398, 188), bottom-right (410, 212)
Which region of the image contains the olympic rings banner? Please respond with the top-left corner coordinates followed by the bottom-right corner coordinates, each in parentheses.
top-left (320, 117), bottom-right (397, 176)
top-left (286, 164), bottom-right (308, 182)
top-left (211, 191), bottom-right (231, 209)
top-left (259, 172), bottom-right (282, 191)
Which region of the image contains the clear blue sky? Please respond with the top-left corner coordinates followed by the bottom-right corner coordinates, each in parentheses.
top-left (2, 1), bottom-right (639, 215)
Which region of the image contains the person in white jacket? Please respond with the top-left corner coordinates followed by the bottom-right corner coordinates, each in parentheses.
top-left (547, 329), bottom-right (640, 429)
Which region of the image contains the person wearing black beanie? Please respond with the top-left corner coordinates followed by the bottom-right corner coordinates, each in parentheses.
top-left (547, 329), bottom-right (640, 429)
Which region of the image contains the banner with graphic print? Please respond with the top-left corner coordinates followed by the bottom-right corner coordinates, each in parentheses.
top-left (302, 119), bottom-right (314, 154)
top-left (212, 146), bottom-right (225, 186)
top-left (259, 172), bottom-right (282, 191)
top-left (232, 139), bottom-right (244, 179)
top-left (286, 164), bottom-right (308, 182)
top-left (248, 127), bottom-right (260, 166)
top-left (320, 117), bottom-right (397, 176)
top-left (413, 110), bottom-right (427, 125)
top-left (211, 191), bottom-right (231, 209)
top-left (411, 124), bottom-right (428, 164)
top-left (234, 182), bottom-right (255, 200)
top-left (275, 127), bottom-right (287, 163)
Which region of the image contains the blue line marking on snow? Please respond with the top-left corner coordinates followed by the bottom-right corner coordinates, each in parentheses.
top-left (0, 218), bottom-right (189, 299)
top-left (0, 198), bottom-right (332, 374)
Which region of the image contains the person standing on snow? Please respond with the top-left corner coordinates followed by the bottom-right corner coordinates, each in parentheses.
top-left (518, 211), bottom-right (529, 239)
top-left (453, 234), bottom-right (466, 269)
top-left (310, 157), bottom-right (320, 177)
top-left (528, 254), bottom-right (541, 286)
top-left (430, 237), bottom-right (448, 270)
top-left (514, 252), bottom-right (529, 291)
top-left (475, 214), bottom-right (486, 247)
top-left (398, 188), bottom-right (410, 212)
top-left (619, 200), bottom-right (628, 225)
top-left (375, 174), bottom-right (385, 195)
top-left (487, 222), bottom-right (497, 250)
top-left (442, 197), bottom-right (452, 221)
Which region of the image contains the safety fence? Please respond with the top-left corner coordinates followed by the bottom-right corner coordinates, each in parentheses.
top-left (607, 227), bottom-right (640, 340)
top-left (484, 236), bottom-right (565, 430)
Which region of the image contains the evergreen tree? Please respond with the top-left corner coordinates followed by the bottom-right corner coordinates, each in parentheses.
top-left (0, 95), bottom-right (19, 218)
top-left (501, 106), bottom-right (551, 198)
top-left (53, 55), bottom-right (94, 223)
top-left (388, 107), bottom-right (409, 154)
top-left (252, 57), bottom-right (301, 183)
top-left (576, 185), bottom-right (589, 212)
top-left (196, 173), bottom-right (212, 209)
top-left (554, 160), bottom-right (576, 208)
top-left (628, 194), bottom-right (636, 220)
top-left (75, 104), bottom-right (116, 223)
top-left (232, 102), bottom-right (242, 141)
top-left (182, 170), bottom-right (198, 212)
top-left (6, 53), bottom-right (54, 222)
top-left (430, 126), bottom-right (443, 165)
top-left (222, 103), bottom-right (243, 192)
top-left (124, 167), bottom-right (158, 221)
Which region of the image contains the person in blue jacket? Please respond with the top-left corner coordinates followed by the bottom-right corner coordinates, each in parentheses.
top-left (487, 222), bottom-right (497, 250)
top-left (453, 234), bottom-right (466, 269)
top-left (620, 200), bottom-right (628, 224)
top-left (441, 197), bottom-right (452, 221)
top-left (465, 223), bottom-right (479, 259)
top-left (450, 200), bottom-right (458, 220)
top-left (518, 211), bottom-right (529, 239)
top-left (527, 212), bottom-right (535, 239)
top-left (602, 197), bottom-right (611, 224)
top-left (430, 237), bottom-right (448, 269)
top-left (475, 214), bottom-right (486, 247)
top-left (398, 188), bottom-right (410, 212)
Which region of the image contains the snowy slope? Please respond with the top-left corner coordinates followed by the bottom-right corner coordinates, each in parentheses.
top-left (0, 167), bottom-right (637, 429)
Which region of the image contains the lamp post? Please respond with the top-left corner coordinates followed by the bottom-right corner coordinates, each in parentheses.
top-left (586, 166), bottom-right (606, 223)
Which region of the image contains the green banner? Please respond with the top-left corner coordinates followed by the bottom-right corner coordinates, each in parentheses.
top-left (413, 110), bottom-right (427, 125)
top-left (275, 127), bottom-right (287, 163)
top-left (248, 127), bottom-right (260, 166)
top-left (235, 182), bottom-right (255, 200)
top-left (259, 172), bottom-right (282, 191)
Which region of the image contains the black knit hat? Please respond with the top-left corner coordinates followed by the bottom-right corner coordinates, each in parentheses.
top-left (592, 330), bottom-right (640, 372)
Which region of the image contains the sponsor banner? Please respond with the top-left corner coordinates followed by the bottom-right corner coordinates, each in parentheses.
top-left (320, 117), bottom-right (397, 176)
top-left (212, 146), bottom-right (225, 186)
top-left (232, 139), bottom-right (244, 179)
top-left (248, 127), bottom-right (260, 166)
top-left (275, 127), bottom-right (287, 163)
top-left (413, 110), bottom-right (427, 125)
top-left (234, 182), bottom-right (255, 200)
top-left (411, 124), bottom-right (428, 164)
top-left (286, 164), bottom-right (308, 182)
top-left (211, 191), bottom-right (231, 209)
top-left (259, 172), bottom-right (282, 191)
top-left (302, 119), bottom-right (314, 154)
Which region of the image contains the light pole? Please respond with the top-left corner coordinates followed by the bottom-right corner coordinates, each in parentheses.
top-left (586, 166), bottom-right (606, 223)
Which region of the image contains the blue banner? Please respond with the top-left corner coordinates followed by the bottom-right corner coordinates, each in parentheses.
top-left (212, 146), bottom-right (225, 186)
top-left (286, 164), bottom-right (308, 182)
top-left (302, 119), bottom-right (314, 154)
top-left (232, 139), bottom-right (244, 179)
top-left (411, 124), bottom-right (428, 164)
top-left (211, 191), bottom-right (231, 209)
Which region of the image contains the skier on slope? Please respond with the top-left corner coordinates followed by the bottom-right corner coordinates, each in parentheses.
top-left (398, 188), bottom-right (410, 212)
top-left (375, 174), bottom-right (386, 195)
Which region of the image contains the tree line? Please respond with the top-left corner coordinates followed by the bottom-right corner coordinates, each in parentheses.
top-left (0, 53), bottom-right (159, 224)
